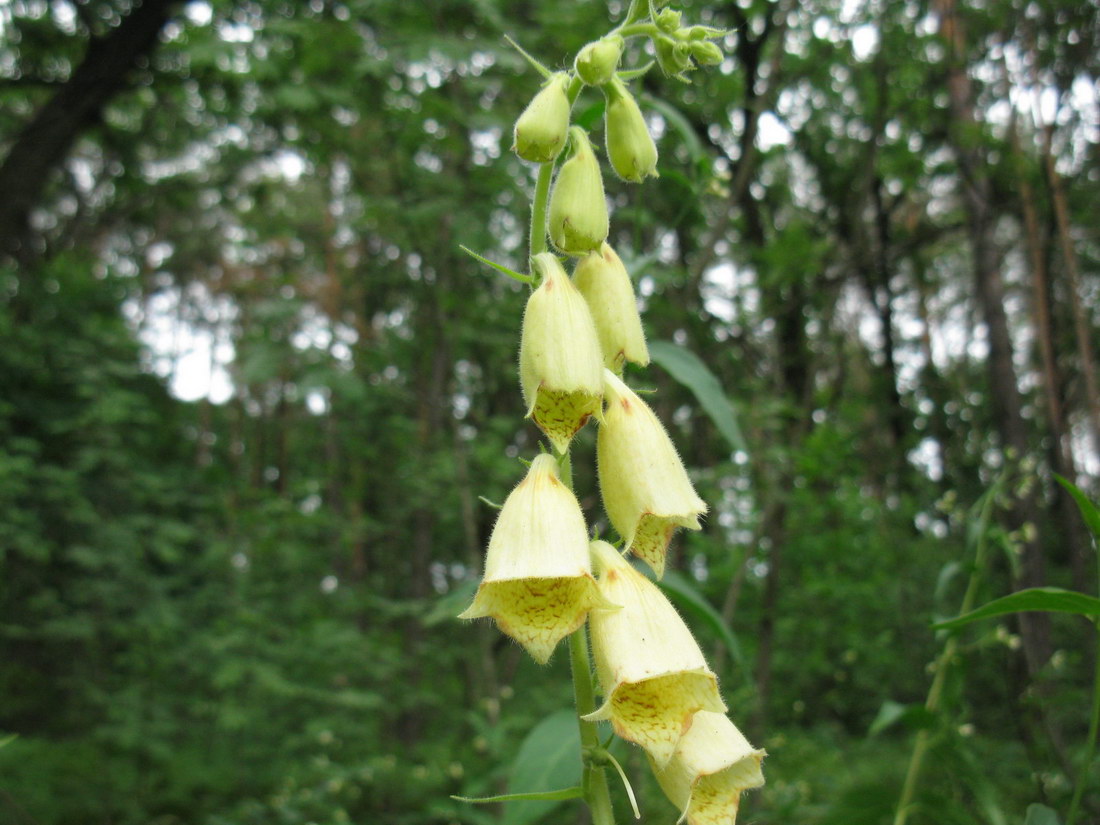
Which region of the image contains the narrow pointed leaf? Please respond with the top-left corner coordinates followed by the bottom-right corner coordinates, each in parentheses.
top-left (1054, 475), bottom-right (1100, 540)
top-left (452, 786), bottom-right (584, 804)
top-left (933, 587), bottom-right (1100, 631)
top-left (649, 340), bottom-right (747, 454)
top-left (460, 245), bottom-right (533, 284)
top-left (656, 568), bottom-right (743, 668)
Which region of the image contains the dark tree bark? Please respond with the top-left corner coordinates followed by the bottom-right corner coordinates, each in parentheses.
top-left (0, 0), bottom-right (178, 264)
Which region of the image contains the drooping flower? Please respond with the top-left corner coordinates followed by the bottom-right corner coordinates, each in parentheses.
top-left (519, 253), bottom-right (604, 452)
top-left (572, 242), bottom-right (649, 371)
top-left (548, 126), bottom-right (609, 256)
top-left (604, 77), bottom-right (658, 183)
top-left (583, 541), bottom-right (725, 766)
top-left (650, 710), bottom-right (765, 825)
top-left (459, 455), bottom-right (614, 664)
top-left (513, 72), bottom-right (571, 164)
top-left (596, 369), bottom-right (707, 578)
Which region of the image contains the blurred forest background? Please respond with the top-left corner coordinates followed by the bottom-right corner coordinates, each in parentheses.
top-left (1, 0), bottom-right (1098, 823)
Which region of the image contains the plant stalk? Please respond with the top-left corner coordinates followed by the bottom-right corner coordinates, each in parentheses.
top-left (1066, 622), bottom-right (1100, 824)
top-left (570, 626), bottom-right (616, 825)
top-left (894, 485), bottom-right (1000, 825)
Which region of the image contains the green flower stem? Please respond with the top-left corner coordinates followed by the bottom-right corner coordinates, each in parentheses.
top-left (615, 22), bottom-right (660, 38)
top-left (527, 48), bottom-right (616, 825)
top-left (894, 485), bottom-right (1000, 825)
top-left (570, 625), bottom-right (616, 825)
top-left (1066, 622), bottom-right (1100, 825)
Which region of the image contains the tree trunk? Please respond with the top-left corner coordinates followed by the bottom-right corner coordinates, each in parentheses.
top-left (935, 0), bottom-right (1052, 672)
top-left (0, 0), bottom-right (178, 263)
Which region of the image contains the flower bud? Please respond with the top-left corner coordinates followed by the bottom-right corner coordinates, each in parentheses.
top-left (604, 77), bottom-right (658, 183)
top-left (548, 126), bottom-right (609, 255)
top-left (655, 35), bottom-right (694, 81)
top-left (655, 8), bottom-right (682, 33)
top-left (650, 711), bottom-right (765, 825)
top-left (572, 243), bottom-right (649, 370)
top-left (583, 541), bottom-right (726, 766)
top-left (596, 369), bottom-right (706, 578)
top-left (459, 455), bottom-right (615, 664)
top-left (690, 41), bottom-right (724, 66)
top-left (685, 25), bottom-right (728, 40)
top-left (513, 72), bottom-right (571, 164)
top-left (574, 35), bottom-right (623, 86)
top-left (519, 253), bottom-right (604, 451)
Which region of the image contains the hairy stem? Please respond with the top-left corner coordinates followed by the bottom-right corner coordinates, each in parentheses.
top-left (570, 626), bottom-right (616, 825)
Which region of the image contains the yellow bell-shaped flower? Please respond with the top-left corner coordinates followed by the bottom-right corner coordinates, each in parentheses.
top-left (548, 126), bottom-right (609, 256)
top-left (572, 242), bottom-right (649, 371)
top-left (459, 455), bottom-right (613, 664)
top-left (582, 541), bottom-right (726, 766)
top-left (650, 710), bottom-right (765, 825)
top-left (519, 253), bottom-right (604, 452)
top-left (596, 369), bottom-right (707, 578)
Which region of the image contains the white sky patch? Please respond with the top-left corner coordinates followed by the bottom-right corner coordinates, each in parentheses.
top-left (757, 111), bottom-right (792, 149)
top-left (128, 284), bottom-right (236, 404)
top-left (851, 24), bottom-right (878, 61)
top-left (185, 1), bottom-right (214, 26)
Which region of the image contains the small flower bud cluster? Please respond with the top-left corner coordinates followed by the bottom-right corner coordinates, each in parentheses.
top-left (462, 8), bottom-right (759, 822)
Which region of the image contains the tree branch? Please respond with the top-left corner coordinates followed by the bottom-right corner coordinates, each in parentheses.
top-left (0, 0), bottom-right (179, 264)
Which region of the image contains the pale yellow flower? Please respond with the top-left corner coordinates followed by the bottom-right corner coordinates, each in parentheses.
top-left (459, 455), bottom-right (614, 663)
top-left (572, 243), bottom-right (649, 371)
top-left (519, 253), bottom-right (604, 452)
top-left (650, 710), bottom-right (765, 825)
top-left (597, 370), bottom-right (707, 577)
top-left (583, 541), bottom-right (725, 766)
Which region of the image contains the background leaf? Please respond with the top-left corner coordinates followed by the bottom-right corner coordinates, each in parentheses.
top-left (501, 709), bottom-right (582, 825)
top-left (933, 587), bottom-right (1100, 631)
top-left (649, 340), bottom-right (747, 454)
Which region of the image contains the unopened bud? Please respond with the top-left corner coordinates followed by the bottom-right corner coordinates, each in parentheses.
top-left (548, 127), bottom-right (609, 255)
top-left (685, 24), bottom-right (728, 40)
top-left (690, 40), bottom-right (724, 66)
top-left (575, 35), bottom-right (624, 86)
top-left (573, 243), bottom-right (649, 370)
top-left (655, 8), bottom-right (682, 33)
top-left (519, 253), bottom-right (604, 450)
top-left (513, 72), bottom-right (571, 164)
top-left (654, 35), bottom-right (694, 80)
top-left (604, 77), bottom-right (658, 183)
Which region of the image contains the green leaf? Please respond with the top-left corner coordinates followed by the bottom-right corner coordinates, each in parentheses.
top-left (453, 786), bottom-right (583, 804)
top-left (1023, 803), bottom-right (1062, 825)
top-left (500, 709), bottom-right (582, 825)
top-left (0, 734), bottom-right (16, 749)
top-left (648, 340), bottom-right (747, 454)
top-left (460, 245), bottom-right (533, 284)
top-left (423, 579), bottom-right (478, 627)
top-left (868, 700), bottom-right (936, 736)
top-left (658, 569), bottom-right (744, 668)
top-left (641, 94), bottom-right (709, 167)
top-left (1054, 475), bottom-right (1100, 540)
top-left (933, 587), bottom-right (1100, 631)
